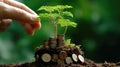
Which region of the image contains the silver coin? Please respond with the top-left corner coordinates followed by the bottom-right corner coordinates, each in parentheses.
top-left (65, 57), bottom-right (73, 64)
top-left (78, 55), bottom-right (84, 63)
top-left (72, 53), bottom-right (78, 62)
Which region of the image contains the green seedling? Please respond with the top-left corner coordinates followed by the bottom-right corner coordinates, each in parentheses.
top-left (65, 39), bottom-right (75, 47)
top-left (38, 5), bottom-right (77, 38)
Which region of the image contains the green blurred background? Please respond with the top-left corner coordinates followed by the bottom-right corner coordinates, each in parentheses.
top-left (0, 0), bottom-right (120, 64)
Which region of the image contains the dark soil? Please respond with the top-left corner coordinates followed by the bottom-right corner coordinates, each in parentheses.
top-left (0, 59), bottom-right (119, 67)
top-left (0, 35), bottom-right (119, 67)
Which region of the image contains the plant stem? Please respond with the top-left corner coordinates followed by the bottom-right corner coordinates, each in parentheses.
top-left (54, 22), bottom-right (57, 39)
top-left (63, 26), bottom-right (68, 35)
top-left (49, 12), bottom-right (57, 38)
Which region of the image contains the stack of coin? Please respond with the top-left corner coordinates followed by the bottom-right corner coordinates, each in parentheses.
top-left (57, 34), bottom-right (65, 47)
top-left (57, 34), bottom-right (65, 40)
top-left (49, 38), bottom-right (57, 49)
top-left (43, 40), bottom-right (49, 49)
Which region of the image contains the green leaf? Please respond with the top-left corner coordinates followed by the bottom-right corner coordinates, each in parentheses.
top-left (38, 5), bottom-right (73, 12)
top-left (65, 39), bottom-right (76, 47)
top-left (62, 11), bottom-right (73, 17)
top-left (51, 13), bottom-right (59, 19)
top-left (66, 39), bottom-right (71, 44)
top-left (56, 5), bottom-right (72, 10)
top-left (39, 13), bottom-right (59, 20)
top-left (58, 19), bottom-right (77, 27)
top-left (65, 39), bottom-right (71, 47)
top-left (70, 44), bottom-right (75, 47)
top-left (38, 6), bottom-right (56, 12)
top-left (39, 13), bottom-right (51, 18)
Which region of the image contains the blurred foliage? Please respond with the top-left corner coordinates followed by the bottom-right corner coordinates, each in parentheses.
top-left (0, 0), bottom-right (120, 64)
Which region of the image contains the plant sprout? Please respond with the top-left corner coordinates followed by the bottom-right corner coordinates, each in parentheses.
top-left (38, 5), bottom-right (77, 38)
top-left (65, 39), bottom-right (75, 47)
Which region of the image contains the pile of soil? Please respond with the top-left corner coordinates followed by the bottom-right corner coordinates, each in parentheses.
top-left (0, 35), bottom-right (119, 67)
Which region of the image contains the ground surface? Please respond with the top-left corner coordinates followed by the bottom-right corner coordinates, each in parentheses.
top-left (0, 59), bottom-right (119, 67)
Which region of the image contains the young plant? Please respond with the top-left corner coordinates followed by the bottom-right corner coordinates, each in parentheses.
top-left (65, 39), bottom-right (75, 47)
top-left (38, 5), bottom-right (77, 38)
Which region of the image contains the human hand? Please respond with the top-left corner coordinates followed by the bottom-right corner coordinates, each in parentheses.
top-left (0, 0), bottom-right (41, 35)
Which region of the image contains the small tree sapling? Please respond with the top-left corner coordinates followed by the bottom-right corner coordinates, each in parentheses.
top-left (38, 5), bottom-right (77, 38)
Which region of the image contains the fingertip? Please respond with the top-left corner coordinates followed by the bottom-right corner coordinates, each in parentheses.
top-left (29, 29), bottom-right (35, 36)
top-left (32, 21), bottom-right (41, 30)
top-left (18, 21), bottom-right (39, 35)
top-left (23, 23), bottom-right (34, 35)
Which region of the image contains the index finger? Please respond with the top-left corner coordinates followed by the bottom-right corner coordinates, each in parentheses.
top-left (3, 0), bottom-right (37, 15)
